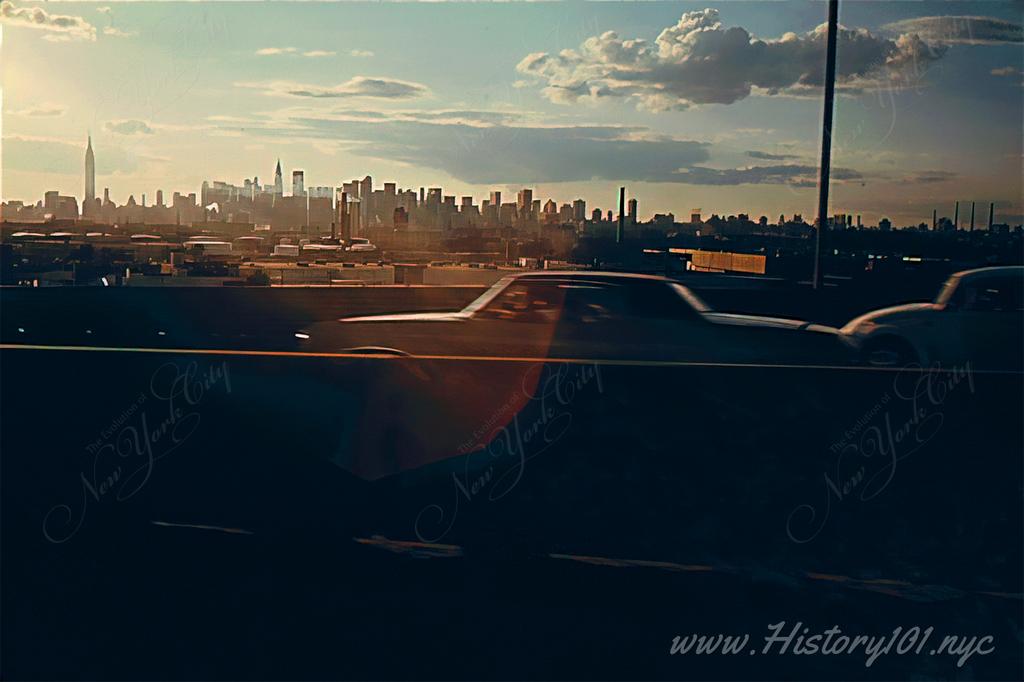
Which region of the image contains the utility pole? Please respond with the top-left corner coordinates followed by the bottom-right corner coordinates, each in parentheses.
top-left (813, 0), bottom-right (839, 290)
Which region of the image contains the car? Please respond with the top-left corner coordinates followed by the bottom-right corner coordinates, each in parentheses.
top-left (346, 237), bottom-right (377, 252)
top-left (296, 271), bottom-right (852, 365)
top-left (841, 266), bottom-right (1023, 370)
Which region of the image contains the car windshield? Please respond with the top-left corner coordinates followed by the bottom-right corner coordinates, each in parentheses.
top-left (461, 276), bottom-right (516, 315)
top-left (934, 275), bottom-right (962, 306)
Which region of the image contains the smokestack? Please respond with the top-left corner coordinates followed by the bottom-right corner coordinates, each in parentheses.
top-left (954, 201), bottom-right (959, 230)
top-left (932, 209), bottom-right (937, 231)
top-left (616, 187), bottom-right (625, 244)
top-left (970, 201), bottom-right (975, 232)
top-left (989, 202), bottom-right (995, 230)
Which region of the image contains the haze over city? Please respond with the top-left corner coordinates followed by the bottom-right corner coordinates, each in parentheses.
top-left (3, 0), bottom-right (1022, 225)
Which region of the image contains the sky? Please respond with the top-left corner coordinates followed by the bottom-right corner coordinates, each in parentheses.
top-left (2, 0), bottom-right (1022, 226)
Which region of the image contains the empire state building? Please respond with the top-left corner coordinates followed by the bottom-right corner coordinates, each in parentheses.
top-left (84, 135), bottom-right (96, 209)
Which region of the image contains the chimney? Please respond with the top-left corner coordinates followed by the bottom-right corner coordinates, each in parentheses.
top-left (988, 202), bottom-right (995, 230)
top-left (970, 201), bottom-right (975, 232)
top-left (932, 209), bottom-right (937, 231)
top-left (616, 187), bottom-right (625, 244)
top-left (954, 201), bottom-right (959, 230)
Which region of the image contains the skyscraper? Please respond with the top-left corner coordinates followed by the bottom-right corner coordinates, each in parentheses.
top-left (292, 170), bottom-right (305, 196)
top-left (273, 159), bottom-right (284, 197)
top-left (572, 198), bottom-right (586, 222)
top-left (517, 189), bottom-right (533, 214)
top-left (84, 135), bottom-right (95, 211)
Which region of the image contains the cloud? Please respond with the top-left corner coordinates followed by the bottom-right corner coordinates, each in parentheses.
top-left (746, 150), bottom-right (799, 161)
top-left (211, 106), bottom-right (869, 187)
top-left (991, 66), bottom-right (1022, 76)
top-left (1, 135), bottom-right (140, 175)
top-left (237, 76), bottom-right (430, 100)
top-left (674, 164), bottom-right (861, 187)
top-left (102, 26), bottom-right (135, 37)
top-left (96, 6), bottom-right (111, 14)
top-left (303, 50), bottom-right (336, 58)
top-left (882, 16), bottom-right (1022, 46)
top-left (516, 8), bottom-right (948, 111)
top-left (104, 119), bottom-right (154, 135)
top-left (350, 49), bottom-right (374, 58)
top-left (7, 104), bottom-right (66, 117)
top-left (256, 47), bottom-right (298, 56)
top-left (0, 0), bottom-right (96, 41)
top-left (902, 170), bottom-right (957, 184)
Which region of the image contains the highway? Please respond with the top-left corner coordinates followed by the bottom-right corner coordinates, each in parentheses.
top-left (2, 284), bottom-right (1021, 680)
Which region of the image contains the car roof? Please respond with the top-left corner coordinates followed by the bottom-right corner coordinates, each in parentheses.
top-left (509, 270), bottom-right (673, 283)
top-left (953, 265), bottom-right (1024, 281)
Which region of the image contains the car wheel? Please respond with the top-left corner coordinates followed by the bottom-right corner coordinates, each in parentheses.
top-left (862, 337), bottom-right (918, 367)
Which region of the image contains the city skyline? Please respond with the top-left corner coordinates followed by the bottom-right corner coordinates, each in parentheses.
top-left (2, 1), bottom-right (1022, 225)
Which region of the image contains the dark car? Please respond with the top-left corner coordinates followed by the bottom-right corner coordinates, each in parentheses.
top-left (297, 271), bottom-right (853, 365)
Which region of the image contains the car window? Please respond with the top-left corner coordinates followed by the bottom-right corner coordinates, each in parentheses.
top-left (557, 281), bottom-right (701, 322)
top-left (475, 281), bottom-right (566, 322)
top-left (561, 284), bottom-right (630, 322)
top-left (959, 276), bottom-right (1023, 312)
top-left (628, 282), bottom-right (703, 319)
top-left (462, 276), bottom-right (515, 315)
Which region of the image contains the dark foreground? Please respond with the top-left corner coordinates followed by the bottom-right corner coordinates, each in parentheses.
top-left (2, 343), bottom-right (1021, 680)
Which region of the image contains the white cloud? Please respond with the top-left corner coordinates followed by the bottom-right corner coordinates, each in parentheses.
top-left (882, 16), bottom-right (1022, 46)
top-left (7, 104), bottom-right (66, 117)
top-left (96, 7), bottom-right (111, 14)
top-left (350, 49), bottom-right (374, 58)
top-left (746, 150), bottom-right (800, 161)
top-left (0, 0), bottom-right (96, 41)
top-left (516, 8), bottom-right (948, 112)
top-left (104, 119), bottom-right (155, 135)
top-left (237, 76), bottom-right (430, 100)
top-left (256, 47), bottom-right (298, 56)
top-left (102, 26), bottom-right (136, 37)
top-left (303, 50), bottom-right (336, 58)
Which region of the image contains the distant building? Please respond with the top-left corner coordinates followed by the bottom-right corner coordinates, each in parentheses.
top-left (572, 199), bottom-right (586, 222)
top-left (84, 135), bottom-right (95, 214)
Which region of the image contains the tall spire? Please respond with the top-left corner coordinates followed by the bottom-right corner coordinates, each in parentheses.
top-left (273, 158), bottom-right (283, 197)
top-left (84, 133), bottom-right (96, 210)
